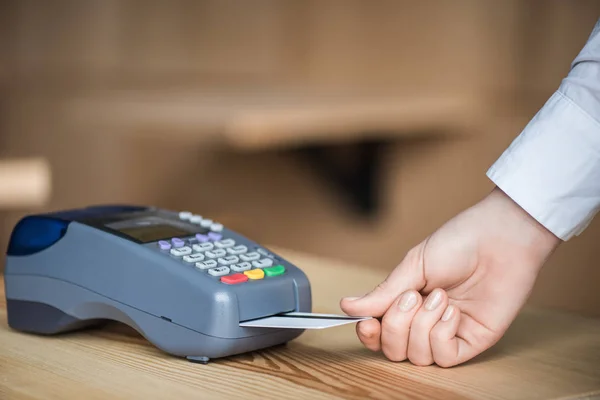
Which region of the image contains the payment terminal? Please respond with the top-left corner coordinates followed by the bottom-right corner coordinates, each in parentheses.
top-left (3, 205), bottom-right (312, 363)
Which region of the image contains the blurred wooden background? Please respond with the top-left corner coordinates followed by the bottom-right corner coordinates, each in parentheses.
top-left (1, 0), bottom-right (599, 316)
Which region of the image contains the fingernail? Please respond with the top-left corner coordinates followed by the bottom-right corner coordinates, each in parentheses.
top-left (343, 296), bottom-right (362, 301)
top-left (442, 305), bottom-right (455, 321)
top-left (425, 290), bottom-right (442, 311)
top-left (398, 291), bottom-right (417, 312)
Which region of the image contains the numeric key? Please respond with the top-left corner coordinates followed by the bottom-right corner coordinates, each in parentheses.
top-left (214, 239), bottom-right (236, 248)
top-left (193, 242), bottom-right (214, 252)
top-left (183, 253), bottom-right (205, 263)
top-left (252, 258), bottom-right (274, 268)
top-left (218, 256), bottom-right (239, 265)
top-left (205, 249), bottom-right (227, 258)
top-left (231, 262), bottom-right (252, 272)
top-left (208, 266), bottom-right (230, 277)
top-left (170, 246), bottom-right (192, 257)
top-left (195, 260), bottom-right (218, 270)
top-left (240, 252), bottom-right (260, 261)
top-left (227, 245), bottom-right (248, 255)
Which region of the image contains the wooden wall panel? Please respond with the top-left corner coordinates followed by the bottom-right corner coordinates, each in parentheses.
top-left (3, 0), bottom-right (516, 94)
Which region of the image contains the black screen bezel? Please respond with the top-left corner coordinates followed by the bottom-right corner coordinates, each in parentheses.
top-left (77, 210), bottom-right (208, 244)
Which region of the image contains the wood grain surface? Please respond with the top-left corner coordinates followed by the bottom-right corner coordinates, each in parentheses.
top-left (1, 247), bottom-right (599, 400)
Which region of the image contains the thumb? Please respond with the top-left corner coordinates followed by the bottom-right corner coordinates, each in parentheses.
top-left (340, 240), bottom-right (428, 317)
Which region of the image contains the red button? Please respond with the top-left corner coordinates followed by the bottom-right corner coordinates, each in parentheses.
top-left (221, 273), bottom-right (248, 285)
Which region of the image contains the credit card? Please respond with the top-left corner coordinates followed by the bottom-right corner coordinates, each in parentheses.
top-left (239, 312), bottom-right (372, 329)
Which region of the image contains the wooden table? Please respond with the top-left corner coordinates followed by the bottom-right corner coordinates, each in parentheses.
top-left (1, 247), bottom-right (599, 400)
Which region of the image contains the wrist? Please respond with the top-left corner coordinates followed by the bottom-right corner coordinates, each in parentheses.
top-left (483, 186), bottom-right (561, 262)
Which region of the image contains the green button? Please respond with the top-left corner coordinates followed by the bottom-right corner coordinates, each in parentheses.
top-left (264, 265), bottom-right (285, 277)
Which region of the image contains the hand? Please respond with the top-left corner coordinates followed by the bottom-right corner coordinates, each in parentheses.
top-left (340, 187), bottom-right (561, 367)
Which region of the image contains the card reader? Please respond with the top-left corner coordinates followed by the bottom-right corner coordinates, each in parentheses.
top-left (3, 205), bottom-right (312, 363)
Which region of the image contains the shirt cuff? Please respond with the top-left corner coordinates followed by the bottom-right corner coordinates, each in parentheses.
top-left (487, 90), bottom-right (600, 241)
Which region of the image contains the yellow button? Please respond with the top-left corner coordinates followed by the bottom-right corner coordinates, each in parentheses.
top-left (244, 269), bottom-right (264, 280)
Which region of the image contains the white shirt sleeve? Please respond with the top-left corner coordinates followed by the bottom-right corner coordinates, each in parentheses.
top-left (487, 19), bottom-right (600, 241)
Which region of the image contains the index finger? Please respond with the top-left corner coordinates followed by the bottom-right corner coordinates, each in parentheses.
top-left (340, 244), bottom-right (427, 318)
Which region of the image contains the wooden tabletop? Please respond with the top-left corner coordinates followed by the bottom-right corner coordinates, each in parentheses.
top-left (1, 247), bottom-right (599, 400)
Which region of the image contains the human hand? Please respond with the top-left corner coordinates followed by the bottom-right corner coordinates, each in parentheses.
top-left (340, 187), bottom-right (561, 367)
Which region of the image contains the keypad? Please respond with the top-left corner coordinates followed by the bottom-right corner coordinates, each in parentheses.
top-left (231, 262), bottom-right (252, 272)
top-left (171, 238), bottom-right (185, 248)
top-left (214, 239), bottom-right (235, 248)
top-left (210, 223), bottom-right (224, 232)
top-left (158, 240), bottom-right (171, 250)
top-left (252, 258), bottom-right (274, 268)
top-left (170, 246), bottom-right (192, 256)
top-left (158, 217), bottom-right (287, 284)
top-left (179, 211), bottom-right (193, 220)
top-left (221, 273), bottom-right (248, 285)
top-left (208, 266), bottom-right (230, 277)
top-left (256, 248), bottom-right (276, 259)
top-left (240, 252), bottom-right (260, 262)
top-left (264, 265), bottom-right (285, 277)
top-left (193, 243), bottom-right (214, 252)
top-left (183, 253), bottom-right (205, 263)
top-left (195, 259), bottom-right (218, 270)
top-left (244, 269), bottom-right (264, 280)
top-left (190, 215), bottom-right (203, 224)
top-left (195, 233), bottom-right (210, 243)
top-left (205, 249), bottom-right (227, 258)
top-left (208, 232), bottom-right (222, 241)
top-left (227, 245), bottom-right (247, 255)
top-left (217, 256), bottom-right (239, 265)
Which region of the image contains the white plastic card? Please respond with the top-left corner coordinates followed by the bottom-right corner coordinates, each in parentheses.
top-left (239, 312), bottom-right (372, 329)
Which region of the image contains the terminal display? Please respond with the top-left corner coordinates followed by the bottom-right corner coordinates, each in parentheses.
top-left (106, 217), bottom-right (206, 243)
top-left (116, 223), bottom-right (194, 243)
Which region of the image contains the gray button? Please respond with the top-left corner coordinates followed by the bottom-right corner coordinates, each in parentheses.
top-left (179, 211), bottom-right (192, 220)
top-left (256, 248), bottom-right (276, 258)
top-left (208, 266), bottom-right (230, 277)
top-left (210, 223), bottom-right (224, 232)
top-left (205, 249), bottom-right (227, 258)
top-left (190, 215), bottom-right (203, 224)
top-left (183, 253), bottom-right (204, 263)
top-left (218, 256), bottom-right (239, 266)
top-left (240, 252), bottom-right (260, 261)
top-left (231, 262), bottom-right (252, 272)
top-left (200, 219), bottom-right (213, 228)
top-left (195, 259), bottom-right (218, 270)
top-left (227, 245), bottom-right (248, 255)
top-left (252, 258), bottom-right (274, 268)
top-left (193, 243), bottom-right (214, 252)
top-left (214, 239), bottom-right (236, 249)
top-left (170, 246), bottom-right (192, 257)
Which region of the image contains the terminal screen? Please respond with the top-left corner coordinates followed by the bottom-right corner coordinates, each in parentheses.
top-left (105, 217), bottom-right (206, 243)
top-left (116, 224), bottom-right (193, 243)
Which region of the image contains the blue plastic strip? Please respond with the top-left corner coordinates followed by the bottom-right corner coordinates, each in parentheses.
top-left (6, 216), bottom-right (70, 256)
top-left (6, 205), bottom-right (148, 256)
